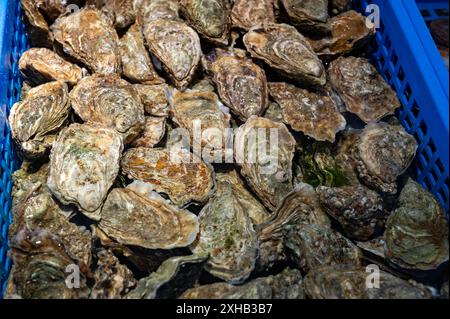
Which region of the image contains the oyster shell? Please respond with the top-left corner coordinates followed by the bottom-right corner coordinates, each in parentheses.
top-left (181, 268), bottom-right (304, 299)
top-left (190, 172), bottom-right (261, 284)
top-left (69, 74), bottom-right (145, 144)
top-left (135, 0), bottom-right (180, 26)
top-left (317, 185), bottom-right (385, 241)
top-left (135, 84), bottom-right (170, 117)
top-left (328, 57), bottom-right (400, 123)
top-left (34, 0), bottom-right (82, 22)
top-left (132, 117), bottom-right (166, 148)
top-left (19, 48), bottom-right (85, 86)
top-left (180, 0), bottom-right (231, 45)
top-left (243, 23), bottom-right (326, 86)
top-left (280, 0), bottom-right (329, 33)
top-left (126, 254), bottom-right (208, 299)
top-left (234, 116), bottom-right (296, 211)
top-left (9, 81), bottom-right (70, 160)
top-left (204, 48), bottom-right (269, 121)
top-left (355, 123), bottom-right (417, 194)
top-left (430, 19), bottom-right (449, 48)
top-left (48, 123), bottom-right (124, 220)
top-left (120, 23), bottom-right (163, 84)
top-left (21, 0), bottom-right (53, 48)
top-left (269, 82), bottom-right (346, 142)
top-left (11, 162), bottom-right (49, 211)
top-left (231, 0), bottom-right (276, 31)
top-left (264, 102), bottom-right (284, 123)
top-left (101, 0), bottom-right (136, 30)
top-left (309, 11), bottom-right (375, 58)
top-left (51, 7), bottom-right (121, 74)
top-left (99, 182), bottom-right (199, 249)
top-left (304, 264), bottom-right (432, 299)
top-left (144, 19), bottom-right (201, 90)
top-left (441, 281), bottom-right (449, 299)
top-left (385, 179), bottom-right (449, 271)
top-left (330, 0), bottom-right (352, 15)
top-left (91, 249), bottom-right (137, 299)
top-left (121, 147), bottom-right (215, 206)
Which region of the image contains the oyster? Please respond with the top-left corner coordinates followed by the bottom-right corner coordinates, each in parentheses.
top-left (430, 19), bottom-right (449, 48)
top-left (309, 11), bottom-right (375, 58)
top-left (48, 123), bottom-right (124, 220)
top-left (243, 23), bottom-right (326, 86)
top-left (135, 0), bottom-right (180, 26)
top-left (264, 102), bottom-right (284, 123)
top-left (99, 182), bottom-right (199, 249)
top-left (9, 81), bottom-right (70, 160)
top-left (269, 82), bottom-right (346, 142)
top-left (190, 172), bottom-right (261, 283)
top-left (101, 0), bottom-right (136, 30)
top-left (121, 147), bottom-right (215, 206)
top-left (304, 264), bottom-right (432, 299)
top-left (234, 117), bottom-right (296, 211)
top-left (135, 84), bottom-right (170, 117)
top-left (21, 0), bottom-right (53, 48)
top-left (329, 57), bottom-right (400, 123)
top-left (132, 117), bottom-right (166, 148)
top-left (126, 254), bottom-right (208, 299)
top-left (317, 185), bottom-right (385, 241)
top-left (284, 223), bottom-right (363, 273)
top-left (120, 23), bottom-right (163, 84)
top-left (330, 0), bottom-right (352, 14)
top-left (181, 268), bottom-right (304, 299)
top-left (355, 123), bottom-right (417, 194)
top-left (441, 281), bottom-right (449, 299)
top-left (11, 162), bottom-right (49, 211)
top-left (204, 48), bottom-right (269, 121)
top-left (34, 0), bottom-right (83, 22)
top-left (231, 0), bottom-right (276, 31)
top-left (69, 74), bottom-right (145, 144)
top-left (280, 0), bottom-right (329, 33)
top-left (144, 19), bottom-right (201, 90)
top-left (9, 229), bottom-right (90, 299)
top-left (91, 249), bottom-right (137, 299)
top-left (51, 7), bottom-right (121, 74)
top-left (385, 179), bottom-right (449, 271)
top-left (19, 48), bottom-right (85, 86)
top-left (179, 0), bottom-right (231, 45)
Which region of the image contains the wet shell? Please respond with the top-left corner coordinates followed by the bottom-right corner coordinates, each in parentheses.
top-left (204, 48), bottom-right (269, 121)
top-left (385, 179), bottom-right (449, 271)
top-left (121, 147), bottom-right (215, 206)
top-left (47, 123), bottom-right (124, 220)
top-left (281, 0), bottom-right (329, 33)
top-left (144, 19), bottom-right (201, 90)
top-left (69, 74), bottom-right (145, 144)
top-left (304, 264), bottom-right (432, 299)
top-left (328, 56), bottom-right (400, 123)
top-left (234, 116), bottom-right (296, 211)
top-left (98, 184), bottom-right (199, 250)
top-left (264, 102), bottom-right (284, 123)
top-left (21, 0), bottom-right (53, 48)
top-left (135, 0), bottom-right (180, 26)
top-left (132, 117), bottom-right (166, 148)
top-left (135, 84), bottom-right (170, 117)
top-left (355, 122), bottom-right (417, 194)
top-left (51, 7), bottom-right (121, 74)
top-left (126, 254), bottom-right (208, 299)
top-left (120, 23), bottom-right (163, 84)
top-left (269, 82), bottom-right (346, 143)
top-left (231, 0), bottom-right (276, 31)
top-left (9, 81), bottom-right (70, 160)
top-left (243, 23), bottom-right (326, 86)
top-left (180, 0), bottom-right (231, 45)
top-left (19, 48), bottom-right (85, 86)
top-left (101, 0), bottom-right (136, 30)
top-left (317, 185), bottom-right (385, 241)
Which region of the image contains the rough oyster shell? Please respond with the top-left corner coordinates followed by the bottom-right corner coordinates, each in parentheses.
top-left (234, 116), bottom-right (296, 211)
top-left (330, 0), bottom-right (352, 14)
top-left (126, 254), bottom-right (208, 299)
top-left (441, 281), bottom-right (449, 299)
top-left (132, 116), bottom-right (166, 148)
top-left (21, 0), bottom-right (53, 48)
top-left (19, 48), bottom-right (85, 86)
top-left (135, 84), bottom-right (170, 117)
top-left (269, 82), bottom-right (346, 142)
top-left (101, 0), bottom-right (136, 30)
top-left (11, 162), bottom-right (49, 211)
top-left (99, 183), bottom-right (199, 249)
top-left (385, 179), bottom-right (449, 271)
top-left (120, 23), bottom-right (163, 84)
top-left (355, 123), bottom-right (417, 194)
top-left (317, 185), bottom-right (386, 241)
top-left (204, 48), bottom-right (269, 121)
top-left (51, 7), bottom-right (121, 74)
top-left (135, 0), bottom-right (180, 26)
top-left (329, 57), bottom-right (400, 123)
top-left (430, 19), bottom-right (449, 48)
top-left (264, 102), bottom-right (284, 123)
top-left (181, 268), bottom-right (304, 299)
top-left (309, 11), bottom-right (375, 58)
top-left (34, 0), bottom-right (83, 22)
top-left (144, 19), bottom-right (201, 90)
top-left (179, 0), bottom-right (231, 45)
top-left (304, 264), bottom-right (432, 299)
top-left (231, 0), bottom-right (276, 31)
top-left (9, 81), bottom-right (70, 160)
top-left (69, 74), bottom-right (145, 144)
top-left (48, 123), bottom-right (124, 220)
top-left (280, 0), bottom-right (329, 33)
top-left (243, 23), bottom-right (326, 86)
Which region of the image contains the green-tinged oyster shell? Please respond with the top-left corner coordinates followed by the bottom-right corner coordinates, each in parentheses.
top-left (135, 83), bottom-right (170, 117)
top-left (281, 0), bottom-right (329, 33)
top-left (231, 0), bottom-right (276, 31)
top-left (385, 179), bottom-right (449, 271)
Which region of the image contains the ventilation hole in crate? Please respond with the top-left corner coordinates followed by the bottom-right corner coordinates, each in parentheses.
top-left (428, 140), bottom-right (437, 155)
top-left (438, 186), bottom-right (449, 206)
top-left (385, 37), bottom-right (392, 51)
top-left (411, 101), bottom-right (420, 118)
top-left (435, 8), bottom-right (449, 17)
top-left (422, 148), bottom-right (431, 164)
top-left (384, 69), bottom-right (391, 81)
top-left (392, 52), bottom-right (399, 66)
top-left (419, 121), bottom-right (428, 138)
top-left (404, 84), bottom-right (412, 101)
top-left (424, 176), bottom-right (433, 191)
top-left (420, 9), bottom-right (431, 18)
top-left (436, 159), bottom-right (446, 175)
top-left (397, 66), bottom-right (405, 82)
top-left (379, 54), bottom-right (385, 66)
top-left (405, 115), bottom-right (413, 129)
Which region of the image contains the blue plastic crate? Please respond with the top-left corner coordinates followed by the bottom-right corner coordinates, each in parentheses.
top-left (0, 0), bottom-right (448, 298)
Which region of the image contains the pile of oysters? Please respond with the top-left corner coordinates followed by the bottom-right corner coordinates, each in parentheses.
top-left (5, 0), bottom-right (449, 299)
